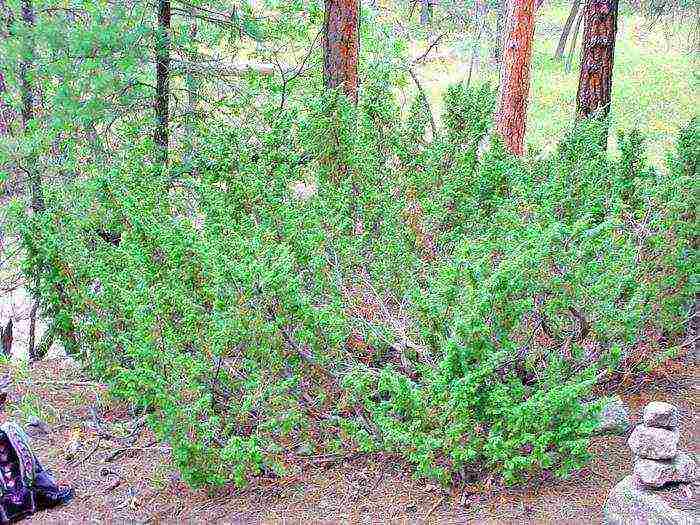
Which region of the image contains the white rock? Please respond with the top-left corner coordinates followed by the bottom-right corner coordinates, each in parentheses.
top-left (643, 401), bottom-right (679, 429)
top-left (634, 453), bottom-right (698, 488)
top-left (628, 425), bottom-right (679, 460)
top-left (290, 180), bottom-right (317, 201)
top-left (603, 475), bottom-right (699, 525)
top-left (592, 395), bottom-right (631, 435)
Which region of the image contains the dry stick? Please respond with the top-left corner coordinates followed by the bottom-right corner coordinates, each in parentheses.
top-left (412, 32), bottom-right (447, 64)
top-left (19, 379), bottom-right (102, 388)
top-left (425, 495), bottom-right (446, 520)
top-left (407, 68), bottom-right (438, 139)
top-left (74, 439), bottom-right (101, 467)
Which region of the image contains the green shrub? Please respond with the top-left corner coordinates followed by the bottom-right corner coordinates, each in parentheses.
top-left (8, 86), bottom-right (695, 488)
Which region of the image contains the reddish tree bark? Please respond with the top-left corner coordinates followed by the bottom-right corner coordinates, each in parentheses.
top-left (495, 0), bottom-right (536, 156)
top-left (323, 0), bottom-right (359, 104)
top-left (576, 0), bottom-right (619, 120)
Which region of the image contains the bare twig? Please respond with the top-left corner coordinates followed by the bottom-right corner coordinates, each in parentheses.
top-left (412, 32), bottom-right (448, 63)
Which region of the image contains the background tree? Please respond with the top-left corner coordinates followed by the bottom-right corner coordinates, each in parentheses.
top-left (555, 0), bottom-right (581, 59)
top-left (492, 0), bottom-right (506, 63)
top-left (324, 0), bottom-right (360, 103)
top-left (495, 0), bottom-right (536, 156)
top-left (155, 0), bottom-right (171, 165)
top-left (565, 6), bottom-right (584, 72)
top-left (576, 0), bottom-right (619, 123)
top-left (0, 0), bottom-right (13, 137)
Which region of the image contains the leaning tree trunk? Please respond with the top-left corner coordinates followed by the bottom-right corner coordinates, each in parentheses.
top-left (565, 8), bottom-right (584, 73)
top-left (155, 0), bottom-right (170, 165)
top-left (576, 0), bottom-right (619, 121)
top-left (323, 0), bottom-right (360, 104)
top-left (555, 0), bottom-right (581, 59)
top-left (495, 0), bottom-right (536, 156)
top-left (19, 0), bottom-right (44, 361)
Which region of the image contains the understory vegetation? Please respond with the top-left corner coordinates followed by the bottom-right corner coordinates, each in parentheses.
top-left (8, 80), bottom-right (696, 488)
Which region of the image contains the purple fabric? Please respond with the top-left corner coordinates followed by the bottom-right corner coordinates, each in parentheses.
top-left (0, 424), bottom-right (73, 523)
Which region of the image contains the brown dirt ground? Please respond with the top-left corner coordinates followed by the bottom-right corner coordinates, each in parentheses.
top-left (0, 358), bottom-right (697, 525)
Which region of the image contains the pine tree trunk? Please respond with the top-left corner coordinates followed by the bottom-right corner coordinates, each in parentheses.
top-left (19, 0), bottom-right (42, 212)
top-left (155, 0), bottom-right (171, 164)
top-left (495, 0), bottom-right (536, 157)
top-left (576, 0), bottom-right (619, 120)
top-left (555, 0), bottom-right (580, 59)
top-left (323, 0), bottom-right (360, 104)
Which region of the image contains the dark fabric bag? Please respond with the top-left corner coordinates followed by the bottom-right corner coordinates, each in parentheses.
top-left (0, 422), bottom-right (73, 524)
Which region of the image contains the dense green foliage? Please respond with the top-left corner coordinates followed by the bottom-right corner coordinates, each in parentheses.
top-left (8, 80), bottom-right (696, 487)
top-left (0, 0), bottom-right (696, 492)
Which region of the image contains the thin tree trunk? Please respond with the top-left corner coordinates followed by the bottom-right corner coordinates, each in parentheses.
top-left (186, 17), bottom-right (199, 123)
top-left (323, 0), bottom-right (360, 104)
top-left (0, 71), bottom-right (10, 137)
top-left (183, 11), bottom-right (199, 163)
top-left (555, 0), bottom-right (581, 59)
top-left (493, 0), bottom-right (506, 64)
top-left (1, 320), bottom-right (11, 357)
top-left (155, 0), bottom-right (171, 165)
top-left (420, 0), bottom-right (430, 25)
top-left (0, 0), bottom-right (12, 136)
top-left (495, 0), bottom-right (536, 156)
top-left (565, 9), bottom-right (583, 72)
top-left (467, 0), bottom-right (488, 86)
top-left (19, 0), bottom-right (42, 212)
top-left (19, 0), bottom-right (43, 361)
top-left (576, 0), bottom-right (619, 121)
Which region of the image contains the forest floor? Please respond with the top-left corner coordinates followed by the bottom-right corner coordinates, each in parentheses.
top-left (0, 356), bottom-right (696, 524)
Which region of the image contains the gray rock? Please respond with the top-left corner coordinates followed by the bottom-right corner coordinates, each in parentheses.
top-left (628, 425), bottom-right (679, 460)
top-left (603, 475), bottom-right (699, 525)
top-left (634, 453), bottom-right (699, 488)
top-left (593, 395), bottom-right (631, 435)
top-left (644, 401), bottom-right (680, 429)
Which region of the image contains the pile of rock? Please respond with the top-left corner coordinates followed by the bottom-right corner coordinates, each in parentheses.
top-left (603, 401), bottom-right (699, 525)
top-left (629, 401), bottom-right (696, 489)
